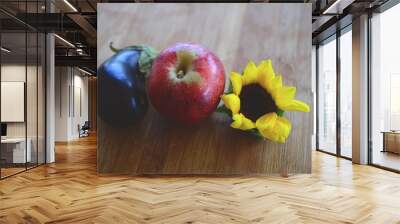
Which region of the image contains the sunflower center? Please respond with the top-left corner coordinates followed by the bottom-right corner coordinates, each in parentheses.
top-left (239, 84), bottom-right (278, 122)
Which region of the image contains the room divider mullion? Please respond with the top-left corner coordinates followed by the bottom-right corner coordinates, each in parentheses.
top-left (36, 0), bottom-right (39, 168)
top-left (316, 44), bottom-right (320, 151)
top-left (336, 29), bottom-right (341, 157)
top-left (24, 0), bottom-right (28, 171)
top-left (367, 11), bottom-right (373, 165)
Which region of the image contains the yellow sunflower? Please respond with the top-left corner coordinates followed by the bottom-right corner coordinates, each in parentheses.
top-left (220, 60), bottom-right (310, 143)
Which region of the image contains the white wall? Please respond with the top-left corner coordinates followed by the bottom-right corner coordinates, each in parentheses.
top-left (1, 65), bottom-right (39, 138)
top-left (55, 67), bottom-right (69, 141)
top-left (1, 65), bottom-right (27, 140)
top-left (55, 67), bottom-right (89, 141)
top-left (72, 73), bottom-right (89, 138)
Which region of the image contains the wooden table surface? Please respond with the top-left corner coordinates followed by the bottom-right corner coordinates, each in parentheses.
top-left (97, 3), bottom-right (312, 175)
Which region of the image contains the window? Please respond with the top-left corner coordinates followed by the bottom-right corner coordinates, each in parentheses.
top-left (316, 26), bottom-right (353, 159)
top-left (340, 28), bottom-right (352, 158)
top-left (317, 36), bottom-right (337, 154)
top-left (370, 3), bottom-right (400, 171)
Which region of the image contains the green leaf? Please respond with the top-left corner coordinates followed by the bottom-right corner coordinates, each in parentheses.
top-left (138, 45), bottom-right (158, 79)
top-left (215, 105), bottom-right (232, 116)
top-left (276, 109), bottom-right (285, 117)
top-left (227, 80), bottom-right (233, 93)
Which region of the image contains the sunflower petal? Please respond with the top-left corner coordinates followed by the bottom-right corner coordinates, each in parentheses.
top-left (231, 114), bottom-right (243, 129)
top-left (231, 113), bottom-right (255, 130)
top-left (258, 126), bottom-right (280, 142)
top-left (275, 116), bottom-right (292, 142)
top-left (257, 60), bottom-right (275, 80)
top-left (275, 86), bottom-right (296, 107)
top-left (270, 75), bottom-right (283, 98)
top-left (257, 60), bottom-right (276, 93)
top-left (278, 86), bottom-right (296, 100)
top-left (230, 72), bottom-right (243, 95)
top-left (278, 99), bottom-right (310, 112)
top-left (221, 94), bottom-right (240, 114)
top-left (255, 112), bottom-right (277, 130)
top-left (242, 61), bottom-right (258, 85)
top-left (257, 115), bottom-right (292, 143)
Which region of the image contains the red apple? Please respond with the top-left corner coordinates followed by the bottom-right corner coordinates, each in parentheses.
top-left (148, 43), bottom-right (225, 124)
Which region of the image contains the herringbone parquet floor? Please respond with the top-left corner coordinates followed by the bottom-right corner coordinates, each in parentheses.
top-left (1, 135), bottom-right (400, 224)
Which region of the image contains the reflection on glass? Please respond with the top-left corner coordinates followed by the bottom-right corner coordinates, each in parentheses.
top-left (0, 1), bottom-right (46, 179)
top-left (318, 37), bottom-right (337, 154)
top-left (340, 29), bottom-right (352, 158)
top-left (27, 31), bottom-right (38, 169)
top-left (1, 31), bottom-right (27, 177)
top-left (371, 4), bottom-right (400, 171)
top-left (38, 33), bottom-right (46, 165)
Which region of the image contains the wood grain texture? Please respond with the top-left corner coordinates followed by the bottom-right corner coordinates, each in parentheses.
top-left (1, 136), bottom-right (400, 223)
top-left (97, 3), bottom-right (312, 175)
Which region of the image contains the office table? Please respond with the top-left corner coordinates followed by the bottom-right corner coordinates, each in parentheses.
top-left (1, 138), bottom-right (31, 164)
top-left (382, 131), bottom-right (400, 154)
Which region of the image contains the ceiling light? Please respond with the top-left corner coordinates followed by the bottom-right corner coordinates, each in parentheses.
top-left (78, 67), bottom-right (93, 76)
top-left (54, 34), bottom-right (75, 48)
top-left (63, 0), bottom-right (78, 12)
top-left (322, 0), bottom-right (343, 14)
top-left (1, 47), bottom-right (11, 53)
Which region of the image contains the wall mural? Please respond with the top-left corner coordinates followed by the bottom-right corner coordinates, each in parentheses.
top-left (97, 3), bottom-right (312, 175)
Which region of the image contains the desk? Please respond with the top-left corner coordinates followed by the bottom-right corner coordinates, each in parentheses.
top-left (1, 138), bottom-right (31, 164)
top-left (382, 131), bottom-right (400, 154)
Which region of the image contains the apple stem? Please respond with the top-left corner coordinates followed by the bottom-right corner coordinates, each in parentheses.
top-left (175, 51), bottom-right (195, 79)
top-left (176, 70), bottom-right (185, 79)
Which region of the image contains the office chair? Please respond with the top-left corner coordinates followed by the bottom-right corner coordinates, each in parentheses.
top-left (79, 121), bottom-right (90, 138)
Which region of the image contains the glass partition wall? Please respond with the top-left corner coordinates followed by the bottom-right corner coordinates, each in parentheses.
top-left (370, 3), bottom-right (400, 172)
top-left (316, 26), bottom-right (352, 159)
top-left (0, 2), bottom-right (46, 179)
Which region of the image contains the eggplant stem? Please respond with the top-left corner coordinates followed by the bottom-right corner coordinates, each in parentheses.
top-left (109, 42), bottom-right (121, 53)
top-left (108, 42), bottom-right (159, 79)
